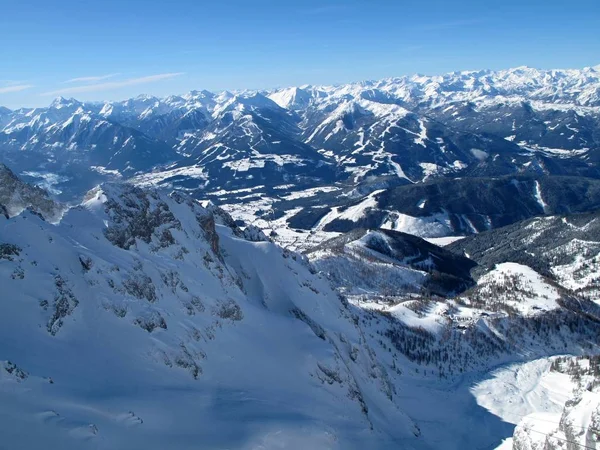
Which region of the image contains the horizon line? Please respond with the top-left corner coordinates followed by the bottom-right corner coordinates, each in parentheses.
top-left (2, 62), bottom-right (599, 111)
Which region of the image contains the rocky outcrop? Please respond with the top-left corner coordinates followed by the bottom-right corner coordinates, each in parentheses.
top-left (93, 184), bottom-right (181, 250)
top-left (0, 163), bottom-right (64, 222)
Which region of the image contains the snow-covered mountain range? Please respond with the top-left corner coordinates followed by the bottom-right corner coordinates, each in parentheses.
top-left (2, 65), bottom-right (600, 449)
top-left (1, 65), bottom-right (599, 201)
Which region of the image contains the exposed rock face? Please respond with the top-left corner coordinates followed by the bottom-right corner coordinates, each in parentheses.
top-left (43, 275), bottom-right (79, 336)
top-left (87, 184), bottom-right (182, 250)
top-left (0, 163), bottom-right (64, 222)
top-left (241, 224), bottom-right (271, 242)
top-left (2, 361), bottom-right (28, 381)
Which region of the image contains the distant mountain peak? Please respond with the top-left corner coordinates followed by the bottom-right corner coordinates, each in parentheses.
top-left (185, 89), bottom-right (215, 99)
top-left (268, 86), bottom-right (312, 109)
top-left (50, 96), bottom-right (81, 109)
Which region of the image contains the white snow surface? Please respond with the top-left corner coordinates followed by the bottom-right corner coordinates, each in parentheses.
top-left (533, 180), bottom-right (549, 213)
top-left (506, 357), bottom-right (600, 450)
top-left (475, 355), bottom-right (600, 450)
top-left (0, 183), bottom-right (418, 450)
top-left (381, 211), bottom-right (454, 238)
top-left (472, 358), bottom-right (575, 426)
top-left (476, 263), bottom-right (561, 314)
top-left (423, 236), bottom-right (466, 246)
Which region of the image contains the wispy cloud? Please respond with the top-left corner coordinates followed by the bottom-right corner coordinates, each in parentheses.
top-left (64, 73), bottom-right (120, 84)
top-left (0, 84), bottom-right (34, 94)
top-left (0, 79), bottom-right (29, 86)
top-left (42, 73), bottom-right (185, 96)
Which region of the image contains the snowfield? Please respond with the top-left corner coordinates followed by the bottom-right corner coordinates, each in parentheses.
top-left (472, 358), bottom-right (575, 425)
top-left (491, 356), bottom-right (600, 450)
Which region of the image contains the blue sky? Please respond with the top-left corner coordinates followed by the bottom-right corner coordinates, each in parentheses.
top-left (1, 0), bottom-right (599, 108)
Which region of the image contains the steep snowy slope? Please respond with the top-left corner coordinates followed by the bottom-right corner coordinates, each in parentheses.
top-left (0, 182), bottom-right (420, 449)
top-left (2, 177), bottom-right (600, 449)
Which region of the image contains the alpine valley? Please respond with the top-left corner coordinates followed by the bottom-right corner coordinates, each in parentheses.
top-left (2, 65), bottom-right (600, 450)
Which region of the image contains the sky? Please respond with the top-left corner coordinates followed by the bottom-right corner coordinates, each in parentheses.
top-left (1, 0), bottom-right (599, 109)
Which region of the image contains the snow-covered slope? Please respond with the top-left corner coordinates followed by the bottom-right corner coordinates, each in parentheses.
top-left (1, 174), bottom-right (600, 450)
top-left (472, 357), bottom-right (577, 429)
top-left (3, 64), bottom-right (600, 449)
top-left (464, 262), bottom-right (562, 315)
top-left (0, 182), bottom-right (421, 449)
top-left (448, 209), bottom-right (600, 301)
top-left (508, 355), bottom-right (600, 450)
top-left (307, 228), bottom-right (475, 298)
